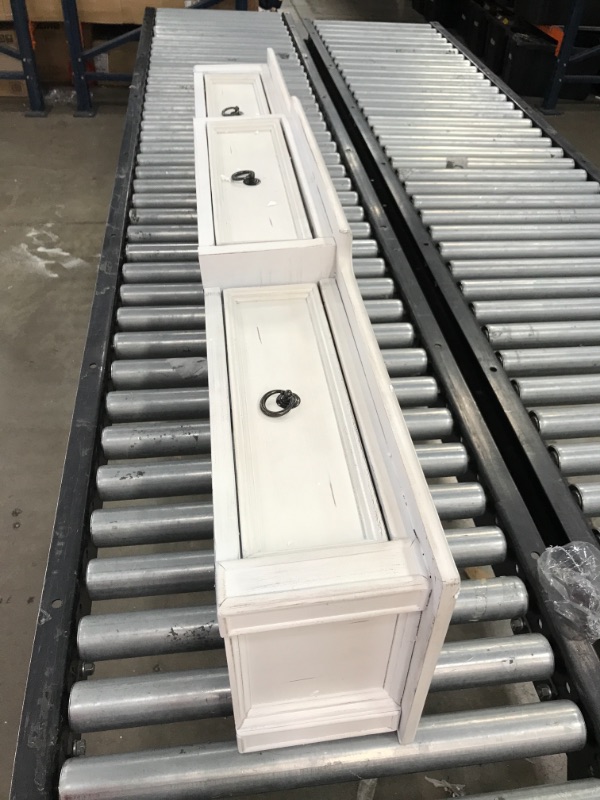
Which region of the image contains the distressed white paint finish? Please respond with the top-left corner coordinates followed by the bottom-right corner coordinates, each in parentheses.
top-left (194, 50), bottom-right (291, 118)
top-left (193, 111), bottom-right (335, 288)
top-left (224, 283), bottom-right (385, 558)
top-left (207, 117), bottom-right (311, 245)
top-left (204, 289), bottom-right (241, 564)
top-left (204, 73), bottom-right (270, 117)
top-left (218, 541), bottom-right (428, 750)
top-left (197, 53), bottom-right (460, 754)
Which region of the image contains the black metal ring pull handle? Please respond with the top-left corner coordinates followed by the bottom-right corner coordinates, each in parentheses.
top-left (231, 169), bottom-right (261, 186)
top-left (222, 105), bottom-right (242, 116)
top-left (260, 389), bottom-right (301, 418)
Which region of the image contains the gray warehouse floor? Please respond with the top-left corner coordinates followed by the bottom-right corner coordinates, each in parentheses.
top-left (1, 1), bottom-right (600, 798)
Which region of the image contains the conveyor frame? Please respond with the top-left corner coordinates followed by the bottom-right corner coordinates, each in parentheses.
top-left (10, 9), bottom-right (600, 798)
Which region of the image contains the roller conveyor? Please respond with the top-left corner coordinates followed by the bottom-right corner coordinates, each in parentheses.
top-left (11, 10), bottom-right (600, 800)
top-left (315, 18), bottom-right (600, 539)
top-left (313, 14), bottom-right (600, 556)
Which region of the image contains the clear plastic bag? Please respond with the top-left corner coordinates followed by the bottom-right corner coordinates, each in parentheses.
top-left (538, 541), bottom-right (600, 642)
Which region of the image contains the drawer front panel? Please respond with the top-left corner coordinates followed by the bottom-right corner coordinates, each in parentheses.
top-left (224, 283), bottom-right (385, 558)
top-left (244, 614), bottom-right (400, 706)
top-left (204, 73), bottom-right (270, 118)
top-left (207, 117), bottom-right (312, 245)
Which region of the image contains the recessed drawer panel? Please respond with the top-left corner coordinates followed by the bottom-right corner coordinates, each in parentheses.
top-left (204, 73), bottom-right (270, 117)
top-left (207, 117), bottom-right (312, 246)
top-left (224, 283), bottom-right (386, 558)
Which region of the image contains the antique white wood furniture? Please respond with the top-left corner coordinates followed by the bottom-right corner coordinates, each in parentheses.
top-left (194, 53), bottom-right (460, 754)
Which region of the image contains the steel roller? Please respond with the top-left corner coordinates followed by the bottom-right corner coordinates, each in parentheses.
top-left (570, 482), bottom-right (600, 515)
top-left (530, 405), bottom-right (600, 438)
top-left (115, 298), bottom-right (404, 330)
top-left (409, 168), bottom-right (580, 184)
top-left (395, 158), bottom-right (568, 173)
top-left (69, 634), bottom-right (551, 732)
top-left (125, 221), bottom-right (372, 242)
top-left (112, 322), bottom-right (415, 359)
top-left (108, 348), bottom-right (424, 391)
top-left (118, 278), bottom-right (394, 305)
top-left (441, 240), bottom-right (600, 260)
top-left (116, 306), bottom-right (206, 331)
top-left (497, 346), bottom-right (600, 377)
top-left (89, 497), bottom-right (501, 554)
top-left (131, 193), bottom-right (197, 208)
top-left (484, 322), bottom-right (600, 349)
top-left (104, 376), bottom-right (439, 422)
top-left (133, 176), bottom-right (353, 192)
top-left (462, 278), bottom-right (600, 302)
top-left (129, 205), bottom-right (365, 224)
top-left (111, 357), bottom-right (208, 389)
top-left (113, 331), bottom-right (207, 359)
top-left (76, 577), bottom-right (526, 662)
top-left (101, 406), bottom-right (450, 461)
top-left (124, 238), bottom-right (377, 260)
top-left (400, 407), bottom-right (453, 438)
top-left (373, 118), bottom-right (533, 131)
top-left (86, 551), bottom-right (215, 600)
top-left (383, 129), bottom-right (543, 140)
top-left (423, 208), bottom-right (600, 226)
top-left (84, 526), bottom-right (498, 602)
top-left (513, 375), bottom-right (600, 406)
top-left (95, 442), bottom-right (466, 502)
top-left (96, 458), bottom-right (212, 501)
top-left (406, 182), bottom-right (599, 196)
top-left (451, 258), bottom-right (600, 280)
top-left (471, 298), bottom-right (600, 324)
top-left (415, 195), bottom-right (600, 210)
top-left (549, 442), bottom-right (600, 476)
top-left (434, 224), bottom-right (600, 243)
top-left (101, 421), bottom-right (211, 459)
top-left (90, 502), bottom-right (214, 547)
top-left (58, 703), bottom-right (585, 800)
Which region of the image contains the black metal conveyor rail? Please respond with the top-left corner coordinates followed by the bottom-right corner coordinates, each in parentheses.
top-left (10, 10), bottom-right (599, 800)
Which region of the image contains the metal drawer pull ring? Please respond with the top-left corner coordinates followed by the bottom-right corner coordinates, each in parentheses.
top-left (222, 105), bottom-right (242, 116)
top-left (231, 169), bottom-right (261, 186)
top-left (260, 389), bottom-right (301, 417)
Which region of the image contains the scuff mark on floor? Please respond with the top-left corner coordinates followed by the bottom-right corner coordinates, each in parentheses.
top-left (12, 242), bottom-right (59, 279)
top-left (12, 226), bottom-right (90, 278)
top-left (36, 247), bottom-right (88, 270)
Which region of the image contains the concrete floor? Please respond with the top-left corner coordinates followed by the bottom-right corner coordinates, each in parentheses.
top-left (1, 1), bottom-right (600, 797)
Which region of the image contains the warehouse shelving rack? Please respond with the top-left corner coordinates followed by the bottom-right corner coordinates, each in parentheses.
top-left (542, 0), bottom-right (600, 110)
top-left (60, 0), bottom-right (250, 115)
top-left (0, 0), bottom-right (46, 114)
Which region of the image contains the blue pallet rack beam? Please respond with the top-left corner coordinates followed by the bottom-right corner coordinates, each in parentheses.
top-left (0, 0), bottom-right (46, 115)
top-left (542, 0), bottom-right (600, 112)
top-left (61, 0), bottom-right (249, 115)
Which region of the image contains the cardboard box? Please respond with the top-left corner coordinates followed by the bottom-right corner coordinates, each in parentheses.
top-left (0, 26), bottom-right (27, 97)
top-left (26, 0), bottom-right (62, 21)
top-left (119, 0), bottom-right (259, 24)
top-left (33, 22), bottom-right (93, 83)
top-left (0, 0), bottom-right (12, 22)
top-left (25, 0), bottom-right (258, 24)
